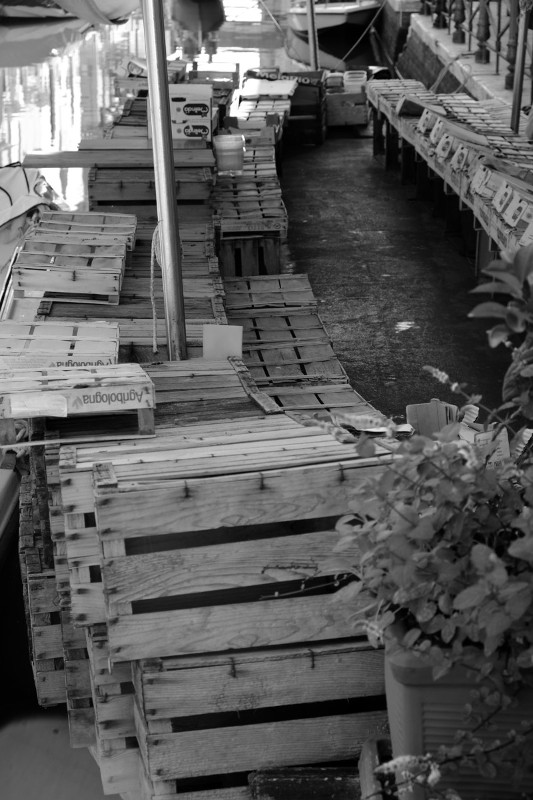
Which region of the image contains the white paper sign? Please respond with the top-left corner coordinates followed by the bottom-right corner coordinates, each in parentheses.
top-left (203, 325), bottom-right (243, 359)
top-left (492, 182), bottom-right (513, 213)
top-left (9, 392), bottom-right (68, 418)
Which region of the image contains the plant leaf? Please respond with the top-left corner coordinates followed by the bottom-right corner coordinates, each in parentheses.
top-left (487, 324), bottom-right (510, 348)
top-left (470, 281), bottom-right (520, 297)
top-left (453, 584), bottom-right (487, 610)
top-left (480, 267), bottom-right (523, 296)
top-left (468, 301), bottom-right (509, 319)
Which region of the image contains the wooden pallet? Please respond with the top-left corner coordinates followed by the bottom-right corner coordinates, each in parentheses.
top-left (242, 340), bottom-right (350, 385)
top-left (218, 233), bottom-right (282, 277)
top-left (89, 440), bottom-right (387, 663)
top-left (263, 383), bottom-right (381, 415)
top-left (19, 445), bottom-right (66, 708)
top-left (223, 275), bottom-right (316, 310)
top-left (228, 308), bottom-right (331, 346)
top-left (11, 239), bottom-right (127, 305)
top-left (0, 363), bottom-right (155, 437)
top-left (133, 642), bottom-right (387, 785)
top-left (0, 320), bottom-right (120, 369)
top-left (36, 210), bottom-right (137, 250)
top-left (88, 166), bottom-right (213, 204)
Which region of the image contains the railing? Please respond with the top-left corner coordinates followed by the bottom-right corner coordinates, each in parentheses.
top-left (421, 0), bottom-right (526, 97)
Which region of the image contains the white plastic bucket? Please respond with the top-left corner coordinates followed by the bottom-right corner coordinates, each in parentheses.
top-left (213, 134), bottom-right (245, 173)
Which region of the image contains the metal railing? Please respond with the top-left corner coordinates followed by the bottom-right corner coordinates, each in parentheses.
top-left (421, 0), bottom-right (529, 99)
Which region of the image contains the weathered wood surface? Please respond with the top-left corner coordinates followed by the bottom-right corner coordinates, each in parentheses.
top-left (136, 711), bottom-right (387, 780)
top-left (23, 144), bottom-right (214, 167)
top-left (0, 320), bottom-right (120, 368)
top-left (249, 768), bottom-right (360, 800)
top-left (134, 642), bottom-right (384, 721)
top-left (224, 275), bottom-right (316, 309)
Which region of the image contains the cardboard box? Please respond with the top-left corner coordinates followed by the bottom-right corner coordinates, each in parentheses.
top-left (148, 85), bottom-right (213, 142)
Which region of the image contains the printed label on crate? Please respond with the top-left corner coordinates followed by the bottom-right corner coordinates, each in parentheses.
top-left (492, 181), bottom-right (513, 214)
top-left (435, 133), bottom-right (455, 159)
top-left (515, 203), bottom-right (533, 233)
top-left (0, 355), bottom-right (116, 370)
top-left (518, 215), bottom-right (533, 245)
top-left (469, 165), bottom-right (491, 194)
top-left (416, 108), bottom-right (436, 134)
top-left (450, 144), bottom-right (469, 171)
top-left (502, 193), bottom-right (528, 228)
top-left (429, 118), bottom-right (445, 144)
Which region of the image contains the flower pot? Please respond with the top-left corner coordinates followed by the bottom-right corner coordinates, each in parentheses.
top-left (385, 649), bottom-right (533, 800)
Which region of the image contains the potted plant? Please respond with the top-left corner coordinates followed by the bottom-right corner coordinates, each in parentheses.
top-left (299, 243), bottom-right (533, 798)
top-left (323, 379), bottom-right (533, 799)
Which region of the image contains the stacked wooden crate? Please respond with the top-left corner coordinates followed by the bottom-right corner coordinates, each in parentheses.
top-left (0, 320), bottom-right (120, 369)
top-left (52, 410), bottom-right (389, 799)
top-left (365, 79), bottom-right (533, 254)
top-left (211, 76), bottom-right (295, 278)
top-left (224, 274), bottom-right (381, 417)
top-left (4, 210), bottom-right (136, 310)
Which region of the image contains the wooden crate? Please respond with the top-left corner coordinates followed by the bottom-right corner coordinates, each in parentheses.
top-left (11, 239), bottom-right (127, 304)
top-left (133, 642), bottom-right (387, 784)
top-left (242, 340), bottom-right (349, 385)
top-left (0, 363), bottom-right (155, 437)
top-left (59, 413), bottom-right (386, 633)
top-left (88, 166), bottom-right (213, 204)
top-left (228, 308), bottom-right (332, 346)
top-left (262, 383), bottom-right (380, 415)
top-left (90, 434), bottom-right (388, 663)
top-left (85, 624), bottom-right (137, 771)
top-left (0, 320), bottom-right (120, 369)
top-left (218, 233), bottom-right (282, 277)
top-left (36, 210), bottom-right (137, 250)
top-left (19, 445), bottom-right (67, 707)
top-left (223, 275), bottom-right (317, 310)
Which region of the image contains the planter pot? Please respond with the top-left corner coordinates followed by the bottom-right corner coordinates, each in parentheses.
top-left (385, 649), bottom-right (533, 800)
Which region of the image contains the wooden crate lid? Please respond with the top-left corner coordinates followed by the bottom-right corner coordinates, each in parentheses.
top-left (0, 363), bottom-right (154, 419)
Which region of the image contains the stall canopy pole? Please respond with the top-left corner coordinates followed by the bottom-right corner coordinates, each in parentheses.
top-left (306, 0), bottom-right (320, 70)
top-left (141, 0), bottom-right (188, 360)
top-left (511, 7), bottom-right (531, 134)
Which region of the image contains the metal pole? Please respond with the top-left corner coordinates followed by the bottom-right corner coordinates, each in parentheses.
top-left (141, 0), bottom-right (188, 360)
top-left (306, 0), bottom-right (320, 70)
top-left (511, 8), bottom-right (530, 134)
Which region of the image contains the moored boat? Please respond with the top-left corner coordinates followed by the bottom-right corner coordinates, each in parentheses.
top-left (287, 0), bottom-right (382, 34)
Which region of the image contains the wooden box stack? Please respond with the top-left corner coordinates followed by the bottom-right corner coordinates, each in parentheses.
top-left (33, 210), bottom-right (138, 250)
top-left (10, 238), bottom-right (128, 305)
top-left (365, 79), bottom-right (533, 255)
top-left (0, 363), bottom-right (155, 437)
top-left (212, 145), bottom-right (288, 278)
top-left (0, 320), bottom-right (120, 369)
top-left (47, 411), bottom-right (389, 798)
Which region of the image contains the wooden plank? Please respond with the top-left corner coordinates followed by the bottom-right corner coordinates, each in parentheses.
top-left (106, 591), bottom-right (374, 662)
top-left (137, 711), bottom-right (388, 779)
top-left (24, 150), bottom-right (213, 168)
top-left (94, 455), bottom-right (386, 539)
top-left (249, 768), bottom-right (360, 800)
top-left (135, 642), bottom-right (384, 720)
top-left (103, 528), bottom-right (358, 608)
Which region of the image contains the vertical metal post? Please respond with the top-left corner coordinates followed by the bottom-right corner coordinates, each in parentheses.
top-left (511, 8), bottom-right (530, 133)
top-left (141, 0), bottom-right (188, 360)
top-left (306, 0), bottom-right (319, 70)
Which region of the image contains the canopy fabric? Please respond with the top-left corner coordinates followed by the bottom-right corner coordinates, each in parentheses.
top-left (0, 17), bottom-right (89, 66)
top-left (54, 0), bottom-right (140, 24)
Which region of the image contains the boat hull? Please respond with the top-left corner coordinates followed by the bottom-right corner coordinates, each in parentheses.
top-left (288, 1), bottom-right (380, 33)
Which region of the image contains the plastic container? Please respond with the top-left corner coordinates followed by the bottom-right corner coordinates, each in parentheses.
top-left (213, 134), bottom-right (245, 174)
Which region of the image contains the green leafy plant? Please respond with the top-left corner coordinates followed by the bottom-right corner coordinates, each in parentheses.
top-left (307, 369), bottom-right (533, 799)
top-left (469, 242), bottom-right (533, 418)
